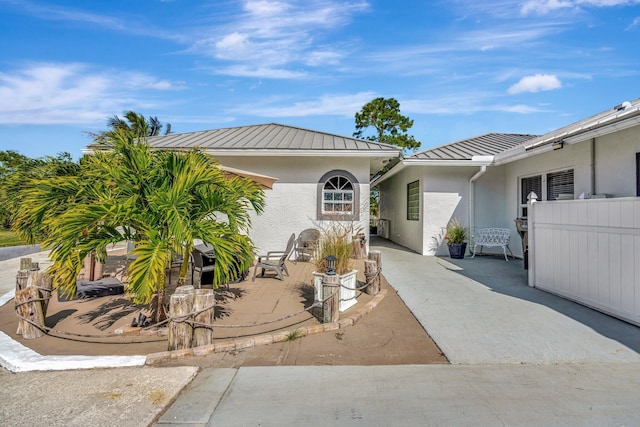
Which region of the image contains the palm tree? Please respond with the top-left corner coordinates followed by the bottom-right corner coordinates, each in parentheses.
top-left (13, 130), bottom-right (264, 321)
top-left (87, 110), bottom-right (172, 145)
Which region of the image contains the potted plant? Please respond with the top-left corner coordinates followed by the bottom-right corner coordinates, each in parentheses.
top-left (312, 224), bottom-right (358, 312)
top-left (445, 218), bottom-right (468, 259)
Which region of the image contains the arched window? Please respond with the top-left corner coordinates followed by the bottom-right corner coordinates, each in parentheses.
top-left (317, 170), bottom-right (360, 220)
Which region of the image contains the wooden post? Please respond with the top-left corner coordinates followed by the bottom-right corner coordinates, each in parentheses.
top-left (19, 258), bottom-right (32, 271)
top-left (321, 274), bottom-right (340, 323)
top-left (364, 260), bottom-right (380, 295)
top-left (368, 250), bottom-right (382, 271)
top-left (15, 287), bottom-right (45, 339)
top-left (27, 271), bottom-right (53, 316)
top-left (168, 293), bottom-right (194, 351)
top-left (83, 253), bottom-right (95, 281)
top-left (175, 285), bottom-right (195, 295)
top-left (192, 289), bottom-right (215, 347)
top-left (93, 261), bottom-right (104, 280)
top-left (16, 270), bottom-right (29, 292)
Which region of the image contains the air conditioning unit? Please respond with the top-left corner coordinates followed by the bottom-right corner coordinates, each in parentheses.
top-left (378, 219), bottom-right (390, 239)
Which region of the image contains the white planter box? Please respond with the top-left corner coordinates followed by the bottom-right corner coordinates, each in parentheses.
top-left (313, 270), bottom-right (359, 312)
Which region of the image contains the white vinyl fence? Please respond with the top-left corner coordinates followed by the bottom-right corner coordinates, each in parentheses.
top-left (528, 196), bottom-right (640, 326)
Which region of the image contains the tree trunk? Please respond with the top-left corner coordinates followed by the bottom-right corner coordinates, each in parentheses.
top-left (364, 259), bottom-right (380, 295)
top-left (15, 287), bottom-right (45, 339)
top-left (192, 289), bottom-right (215, 347)
top-left (168, 293), bottom-right (194, 351)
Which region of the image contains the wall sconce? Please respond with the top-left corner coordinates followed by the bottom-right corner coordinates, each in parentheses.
top-left (325, 255), bottom-right (337, 276)
top-left (552, 140), bottom-right (564, 150)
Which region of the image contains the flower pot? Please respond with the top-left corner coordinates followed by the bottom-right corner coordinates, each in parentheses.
top-left (313, 270), bottom-right (359, 312)
top-left (448, 242), bottom-right (467, 259)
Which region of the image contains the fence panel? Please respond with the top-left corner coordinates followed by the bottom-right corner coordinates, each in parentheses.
top-left (529, 197), bottom-right (640, 326)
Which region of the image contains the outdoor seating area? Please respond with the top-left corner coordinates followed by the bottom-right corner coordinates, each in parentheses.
top-left (0, 245), bottom-right (378, 358)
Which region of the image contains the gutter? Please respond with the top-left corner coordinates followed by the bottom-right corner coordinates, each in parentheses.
top-left (373, 155), bottom-right (494, 186)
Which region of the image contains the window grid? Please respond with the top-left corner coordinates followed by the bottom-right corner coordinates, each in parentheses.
top-left (322, 176), bottom-right (354, 215)
top-left (407, 180), bottom-right (419, 221)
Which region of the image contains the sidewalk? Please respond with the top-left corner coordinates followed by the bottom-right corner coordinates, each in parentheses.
top-left (158, 238), bottom-right (640, 426)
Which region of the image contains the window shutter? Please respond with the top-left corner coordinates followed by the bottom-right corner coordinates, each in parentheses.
top-left (521, 175), bottom-right (542, 204)
top-left (547, 169), bottom-right (574, 201)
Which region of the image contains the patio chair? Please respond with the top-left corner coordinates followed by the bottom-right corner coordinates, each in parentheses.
top-left (191, 248), bottom-right (216, 288)
top-left (252, 233), bottom-right (296, 281)
top-left (294, 228), bottom-right (321, 263)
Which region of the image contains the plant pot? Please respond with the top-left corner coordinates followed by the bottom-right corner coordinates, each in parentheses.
top-left (313, 270), bottom-right (359, 312)
top-left (448, 242), bottom-right (467, 259)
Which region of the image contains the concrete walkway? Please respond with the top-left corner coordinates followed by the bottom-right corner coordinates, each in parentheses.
top-left (2, 239), bottom-right (640, 426)
top-left (157, 238), bottom-right (640, 426)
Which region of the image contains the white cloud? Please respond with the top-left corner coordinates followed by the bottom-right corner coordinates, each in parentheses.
top-left (626, 16), bottom-right (640, 30)
top-left (508, 74), bottom-right (562, 94)
top-left (521, 0), bottom-right (640, 15)
top-left (191, 1), bottom-right (369, 78)
top-left (234, 91), bottom-right (377, 117)
top-left (0, 63), bottom-right (184, 124)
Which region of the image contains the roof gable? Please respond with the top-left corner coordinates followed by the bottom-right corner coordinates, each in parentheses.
top-left (145, 123), bottom-right (401, 155)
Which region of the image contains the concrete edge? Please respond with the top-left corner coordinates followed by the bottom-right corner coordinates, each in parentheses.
top-left (0, 330), bottom-right (146, 373)
top-left (145, 289), bottom-right (388, 365)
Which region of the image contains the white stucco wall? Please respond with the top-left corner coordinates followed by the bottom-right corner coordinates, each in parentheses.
top-left (592, 125), bottom-right (640, 197)
top-left (378, 166), bottom-right (424, 254)
top-left (378, 165), bottom-right (478, 256)
top-left (214, 156), bottom-right (371, 255)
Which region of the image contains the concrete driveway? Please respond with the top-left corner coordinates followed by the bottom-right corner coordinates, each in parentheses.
top-left (373, 237), bottom-right (640, 364)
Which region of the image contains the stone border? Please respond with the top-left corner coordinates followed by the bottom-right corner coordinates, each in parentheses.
top-left (145, 289), bottom-right (387, 365)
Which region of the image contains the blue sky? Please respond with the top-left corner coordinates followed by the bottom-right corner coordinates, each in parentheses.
top-left (1, 0), bottom-right (639, 159)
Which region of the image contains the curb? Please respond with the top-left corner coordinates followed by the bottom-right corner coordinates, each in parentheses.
top-left (145, 289), bottom-right (388, 365)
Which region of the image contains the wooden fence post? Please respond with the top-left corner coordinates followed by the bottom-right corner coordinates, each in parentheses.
top-left (168, 293), bottom-right (194, 351)
top-left (364, 260), bottom-right (380, 295)
top-left (15, 287), bottom-right (45, 339)
top-left (321, 274), bottom-right (340, 323)
top-left (27, 270), bottom-right (53, 316)
top-left (192, 289), bottom-right (215, 347)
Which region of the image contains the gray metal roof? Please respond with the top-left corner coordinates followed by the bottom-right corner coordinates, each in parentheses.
top-left (407, 133), bottom-right (537, 161)
top-left (145, 123), bottom-right (401, 155)
top-left (513, 98), bottom-right (640, 152)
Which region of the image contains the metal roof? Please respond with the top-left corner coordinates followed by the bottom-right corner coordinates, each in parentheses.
top-left (407, 133), bottom-right (537, 161)
top-left (144, 123), bottom-right (401, 156)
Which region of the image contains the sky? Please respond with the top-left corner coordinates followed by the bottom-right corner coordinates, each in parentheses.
top-left (1, 0), bottom-right (640, 159)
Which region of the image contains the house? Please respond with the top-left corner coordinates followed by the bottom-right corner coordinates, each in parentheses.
top-left (374, 133), bottom-right (537, 256)
top-left (145, 123), bottom-right (401, 254)
top-left (375, 98), bottom-right (640, 326)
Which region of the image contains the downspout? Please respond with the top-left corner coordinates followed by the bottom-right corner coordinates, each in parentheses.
top-left (468, 165), bottom-right (487, 243)
top-left (590, 138), bottom-right (596, 195)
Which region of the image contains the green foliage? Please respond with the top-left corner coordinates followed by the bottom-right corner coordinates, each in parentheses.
top-left (0, 150), bottom-right (76, 229)
top-left (286, 329), bottom-right (303, 341)
top-left (445, 218), bottom-right (468, 244)
top-left (370, 190), bottom-right (379, 219)
top-left (353, 97), bottom-right (420, 152)
top-left (314, 223), bottom-right (354, 275)
top-left (12, 132), bottom-right (265, 306)
top-left (0, 229), bottom-right (28, 247)
top-left (86, 110), bottom-right (172, 145)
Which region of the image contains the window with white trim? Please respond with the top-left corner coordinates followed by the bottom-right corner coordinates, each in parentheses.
top-left (519, 168), bottom-right (574, 217)
top-left (547, 169), bottom-right (574, 201)
top-left (317, 170), bottom-right (360, 220)
top-left (520, 175), bottom-right (541, 217)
